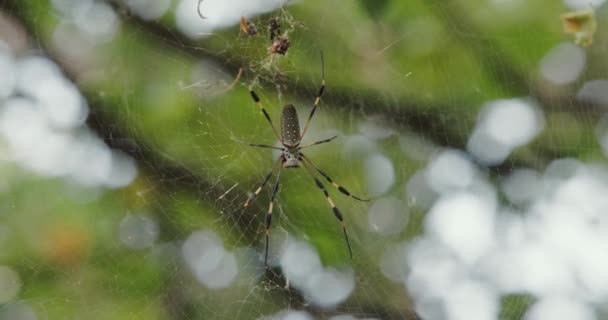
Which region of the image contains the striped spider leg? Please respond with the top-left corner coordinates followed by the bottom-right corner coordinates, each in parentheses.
top-left (240, 52), bottom-right (369, 266)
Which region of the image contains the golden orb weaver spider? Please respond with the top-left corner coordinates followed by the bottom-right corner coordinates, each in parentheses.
top-left (240, 52), bottom-right (370, 265)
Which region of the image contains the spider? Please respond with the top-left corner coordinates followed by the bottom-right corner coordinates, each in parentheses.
top-left (240, 52), bottom-right (369, 265)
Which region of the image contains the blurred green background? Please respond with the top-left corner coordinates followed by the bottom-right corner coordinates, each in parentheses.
top-left (0, 0), bottom-right (606, 319)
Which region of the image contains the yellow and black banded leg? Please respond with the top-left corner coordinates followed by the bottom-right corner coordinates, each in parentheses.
top-left (244, 158), bottom-right (281, 208)
top-left (298, 135), bottom-right (337, 149)
top-left (301, 154), bottom-right (370, 202)
top-left (301, 158), bottom-right (353, 259)
top-left (264, 168), bottom-right (282, 266)
top-left (249, 90), bottom-right (283, 143)
top-left (231, 137), bottom-right (284, 150)
top-left (300, 51), bottom-right (326, 139)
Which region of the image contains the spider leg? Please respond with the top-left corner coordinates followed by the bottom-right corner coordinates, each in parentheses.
top-left (301, 154), bottom-right (370, 202)
top-left (244, 158), bottom-right (282, 208)
top-left (298, 135), bottom-right (337, 149)
top-left (249, 90), bottom-right (283, 143)
top-left (264, 167), bottom-right (282, 265)
top-left (300, 157), bottom-right (353, 259)
top-left (300, 51), bottom-right (326, 140)
top-left (231, 137), bottom-right (283, 150)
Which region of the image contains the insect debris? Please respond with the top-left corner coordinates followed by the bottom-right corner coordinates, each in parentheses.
top-left (269, 37), bottom-right (290, 55)
top-left (267, 16), bottom-right (290, 55)
top-left (240, 16), bottom-right (258, 36)
top-left (268, 17), bottom-right (281, 42)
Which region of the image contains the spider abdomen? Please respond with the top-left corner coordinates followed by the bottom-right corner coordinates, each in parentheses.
top-left (281, 104), bottom-right (301, 147)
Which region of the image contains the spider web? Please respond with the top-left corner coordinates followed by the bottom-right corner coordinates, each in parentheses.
top-left (1, 0), bottom-right (608, 320)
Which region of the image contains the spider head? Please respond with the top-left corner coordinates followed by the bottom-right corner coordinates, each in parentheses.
top-left (282, 148), bottom-right (300, 168)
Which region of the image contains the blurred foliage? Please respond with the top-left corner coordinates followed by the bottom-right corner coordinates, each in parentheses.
top-left (358, 0), bottom-right (390, 19)
top-left (1, 0), bottom-right (607, 319)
